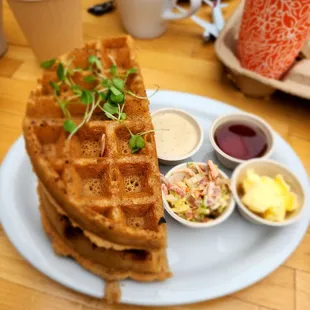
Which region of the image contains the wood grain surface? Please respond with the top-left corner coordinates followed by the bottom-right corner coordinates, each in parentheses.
top-left (0, 1), bottom-right (309, 309)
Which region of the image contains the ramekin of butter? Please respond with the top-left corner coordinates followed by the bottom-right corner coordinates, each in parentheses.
top-left (231, 159), bottom-right (306, 227)
top-left (151, 108), bottom-right (204, 165)
top-left (209, 113), bottom-right (275, 169)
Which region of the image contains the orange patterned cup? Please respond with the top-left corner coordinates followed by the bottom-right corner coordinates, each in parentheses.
top-left (237, 0), bottom-right (310, 79)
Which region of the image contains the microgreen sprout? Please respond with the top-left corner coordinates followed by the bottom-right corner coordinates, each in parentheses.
top-left (110, 64), bottom-right (117, 75)
top-left (56, 63), bottom-right (65, 81)
top-left (80, 89), bottom-right (94, 105)
top-left (127, 128), bottom-right (157, 153)
top-left (88, 55), bottom-right (103, 72)
top-left (40, 59), bottom-right (56, 69)
top-left (64, 119), bottom-right (77, 133)
top-left (126, 85), bottom-right (159, 100)
top-left (40, 54), bottom-right (157, 153)
top-left (129, 135), bottom-right (145, 153)
top-left (49, 81), bottom-right (60, 96)
top-left (126, 68), bottom-right (138, 76)
top-left (84, 75), bottom-right (97, 83)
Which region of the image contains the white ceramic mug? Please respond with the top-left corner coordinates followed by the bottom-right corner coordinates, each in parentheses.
top-left (117, 0), bottom-right (202, 39)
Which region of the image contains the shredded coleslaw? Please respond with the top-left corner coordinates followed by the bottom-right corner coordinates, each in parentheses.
top-left (161, 160), bottom-right (231, 222)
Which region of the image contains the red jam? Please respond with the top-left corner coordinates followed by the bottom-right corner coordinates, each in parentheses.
top-left (214, 122), bottom-right (268, 160)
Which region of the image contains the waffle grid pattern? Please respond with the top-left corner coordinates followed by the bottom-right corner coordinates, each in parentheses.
top-left (23, 36), bottom-right (166, 250)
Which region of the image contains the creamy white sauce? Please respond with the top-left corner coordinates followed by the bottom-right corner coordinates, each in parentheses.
top-left (152, 111), bottom-right (200, 157)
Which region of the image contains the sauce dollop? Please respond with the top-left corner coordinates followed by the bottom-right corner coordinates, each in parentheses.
top-left (214, 122), bottom-right (267, 160)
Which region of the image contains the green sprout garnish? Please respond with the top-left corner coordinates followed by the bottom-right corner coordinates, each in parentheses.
top-left (110, 64), bottom-right (117, 75)
top-left (49, 81), bottom-right (60, 96)
top-left (56, 63), bottom-right (65, 81)
top-left (126, 68), bottom-right (138, 76)
top-left (80, 89), bottom-right (94, 105)
top-left (40, 55), bottom-right (157, 153)
top-left (84, 75), bottom-right (96, 83)
top-left (129, 135), bottom-right (145, 153)
top-left (112, 78), bottom-right (125, 90)
top-left (40, 59), bottom-right (56, 69)
top-left (63, 119), bottom-right (77, 133)
top-left (88, 55), bottom-right (103, 72)
top-left (127, 129), bottom-right (157, 153)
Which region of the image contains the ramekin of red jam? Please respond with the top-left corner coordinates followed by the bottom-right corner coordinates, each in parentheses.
top-left (209, 113), bottom-right (275, 169)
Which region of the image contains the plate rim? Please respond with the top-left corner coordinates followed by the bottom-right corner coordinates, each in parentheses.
top-left (0, 89), bottom-right (309, 306)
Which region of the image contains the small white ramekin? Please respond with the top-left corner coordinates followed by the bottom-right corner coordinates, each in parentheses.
top-left (209, 112), bottom-right (275, 170)
top-left (151, 108), bottom-right (204, 166)
top-left (231, 159), bottom-right (307, 227)
top-left (162, 162), bottom-right (235, 228)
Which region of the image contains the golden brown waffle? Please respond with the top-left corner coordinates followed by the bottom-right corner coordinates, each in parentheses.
top-left (23, 36), bottom-right (167, 250)
top-left (39, 185), bottom-right (171, 281)
top-left (39, 182), bottom-right (142, 251)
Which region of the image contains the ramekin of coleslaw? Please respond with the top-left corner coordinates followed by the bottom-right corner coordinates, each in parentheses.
top-left (161, 160), bottom-right (235, 228)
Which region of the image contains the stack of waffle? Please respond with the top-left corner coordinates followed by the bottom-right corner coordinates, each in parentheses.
top-left (23, 36), bottom-right (171, 283)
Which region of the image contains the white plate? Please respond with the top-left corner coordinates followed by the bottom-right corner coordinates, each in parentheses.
top-left (0, 90), bottom-right (309, 306)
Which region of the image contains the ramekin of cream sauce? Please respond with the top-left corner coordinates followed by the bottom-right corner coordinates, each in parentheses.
top-left (151, 108), bottom-right (204, 165)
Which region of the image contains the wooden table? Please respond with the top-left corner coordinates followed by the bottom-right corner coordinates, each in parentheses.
top-left (1, 1), bottom-right (310, 309)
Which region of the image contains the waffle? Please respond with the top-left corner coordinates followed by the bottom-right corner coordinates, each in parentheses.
top-left (23, 36), bottom-right (167, 250)
top-left (40, 181), bottom-right (150, 251)
top-left (39, 184), bottom-right (170, 281)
